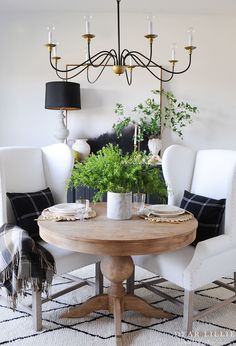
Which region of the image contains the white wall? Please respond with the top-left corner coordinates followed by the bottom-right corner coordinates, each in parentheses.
top-left (0, 11), bottom-right (236, 151)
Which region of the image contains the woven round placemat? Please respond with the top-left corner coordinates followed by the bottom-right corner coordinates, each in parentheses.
top-left (140, 211), bottom-right (193, 223)
top-left (38, 208), bottom-right (96, 222)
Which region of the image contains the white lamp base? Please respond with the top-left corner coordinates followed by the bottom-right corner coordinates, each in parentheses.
top-left (54, 110), bottom-right (69, 143)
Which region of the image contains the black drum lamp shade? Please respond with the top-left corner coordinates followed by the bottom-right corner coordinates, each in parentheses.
top-left (45, 81), bottom-right (81, 110)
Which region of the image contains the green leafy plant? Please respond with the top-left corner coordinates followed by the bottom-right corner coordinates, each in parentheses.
top-left (68, 144), bottom-right (166, 202)
top-left (153, 89), bottom-right (198, 139)
top-left (113, 89), bottom-right (198, 142)
top-left (113, 96), bottom-right (161, 142)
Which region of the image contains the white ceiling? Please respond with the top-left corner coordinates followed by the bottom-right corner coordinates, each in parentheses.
top-left (2, 0), bottom-right (236, 15)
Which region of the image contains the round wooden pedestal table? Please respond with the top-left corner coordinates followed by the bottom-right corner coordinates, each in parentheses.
top-left (39, 203), bottom-right (197, 345)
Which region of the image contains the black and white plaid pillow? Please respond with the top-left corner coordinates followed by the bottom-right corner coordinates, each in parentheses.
top-left (7, 188), bottom-right (54, 240)
top-left (180, 190), bottom-right (226, 246)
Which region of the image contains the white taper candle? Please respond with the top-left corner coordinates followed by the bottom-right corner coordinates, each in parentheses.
top-left (188, 27), bottom-right (194, 46)
top-left (171, 47), bottom-right (176, 60)
top-left (85, 20), bottom-right (90, 34)
top-left (48, 31), bottom-right (52, 44)
top-left (148, 20), bottom-right (153, 35)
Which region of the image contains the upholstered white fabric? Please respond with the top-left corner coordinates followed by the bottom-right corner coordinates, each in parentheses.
top-left (39, 240), bottom-right (100, 276)
top-left (134, 246), bottom-right (195, 288)
top-left (0, 144), bottom-right (100, 276)
top-left (0, 147), bottom-right (46, 224)
top-left (191, 150), bottom-right (236, 200)
top-left (161, 145), bottom-right (196, 206)
top-left (134, 144), bottom-right (236, 291)
top-left (42, 143), bottom-right (73, 204)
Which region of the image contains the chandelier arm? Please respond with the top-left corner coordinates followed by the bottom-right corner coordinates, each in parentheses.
top-left (66, 66), bottom-right (89, 80)
top-left (120, 49), bottom-right (130, 66)
top-left (124, 44), bottom-right (153, 67)
top-left (130, 50), bottom-right (192, 76)
top-left (87, 42), bottom-right (117, 66)
top-left (128, 53), bottom-right (175, 82)
top-left (121, 48), bottom-right (129, 55)
top-left (55, 65), bottom-right (89, 81)
top-left (147, 52), bottom-right (192, 75)
top-left (120, 48), bottom-right (152, 68)
top-left (121, 48), bottom-right (129, 56)
top-left (55, 70), bottom-right (66, 81)
top-left (129, 51), bottom-right (163, 69)
top-left (169, 53), bottom-right (192, 74)
top-left (61, 53), bottom-right (115, 82)
top-left (87, 55), bottom-right (113, 84)
top-left (49, 49), bottom-right (116, 74)
top-left (87, 51), bottom-right (112, 66)
top-left (49, 51), bottom-right (83, 74)
top-left (110, 49), bottom-right (118, 65)
top-left (125, 68), bottom-right (133, 86)
top-left (88, 52), bottom-right (114, 67)
top-left (55, 69), bottom-right (68, 81)
top-left (145, 65), bottom-right (175, 82)
top-left (50, 53), bottom-right (116, 80)
top-left (128, 53), bottom-right (152, 69)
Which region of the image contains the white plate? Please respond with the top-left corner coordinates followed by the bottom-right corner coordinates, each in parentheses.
top-left (144, 204), bottom-right (185, 217)
top-left (49, 203), bottom-right (85, 216)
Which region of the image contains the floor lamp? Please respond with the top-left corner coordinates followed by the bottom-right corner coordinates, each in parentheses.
top-left (45, 81), bottom-right (81, 143)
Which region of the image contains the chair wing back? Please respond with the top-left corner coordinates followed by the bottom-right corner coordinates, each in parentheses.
top-left (42, 143), bottom-right (74, 204)
top-left (191, 150), bottom-right (236, 199)
top-left (162, 145), bottom-right (196, 206)
top-left (191, 149), bottom-right (236, 238)
top-left (0, 144), bottom-right (73, 226)
top-left (0, 147), bottom-right (47, 225)
top-left (163, 145), bottom-right (236, 239)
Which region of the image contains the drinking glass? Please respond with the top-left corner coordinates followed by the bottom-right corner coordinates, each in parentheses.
top-left (133, 193), bottom-right (146, 214)
top-left (75, 199), bottom-right (89, 221)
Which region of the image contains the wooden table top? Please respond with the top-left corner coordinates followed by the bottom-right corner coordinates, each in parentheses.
top-left (39, 203), bottom-right (197, 256)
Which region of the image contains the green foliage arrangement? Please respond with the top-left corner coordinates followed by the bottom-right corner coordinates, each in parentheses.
top-left (68, 144), bottom-right (166, 202)
top-left (113, 89), bottom-right (198, 142)
top-left (156, 90), bottom-right (198, 139)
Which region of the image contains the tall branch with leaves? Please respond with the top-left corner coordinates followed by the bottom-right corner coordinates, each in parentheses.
top-left (113, 89), bottom-right (198, 142)
top-left (153, 90), bottom-right (198, 139)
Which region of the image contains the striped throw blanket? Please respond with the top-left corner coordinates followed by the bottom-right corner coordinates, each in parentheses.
top-left (0, 224), bottom-right (55, 309)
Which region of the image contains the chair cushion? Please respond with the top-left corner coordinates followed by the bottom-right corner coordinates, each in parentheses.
top-left (39, 240), bottom-right (101, 275)
top-left (180, 190), bottom-right (226, 246)
top-left (6, 187), bottom-right (54, 240)
top-left (133, 245), bottom-right (195, 288)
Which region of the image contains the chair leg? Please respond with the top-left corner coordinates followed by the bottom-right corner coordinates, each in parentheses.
top-left (32, 289), bottom-right (42, 331)
top-left (126, 267), bottom-right (135, 294)
top-left (95, 262), bottom-right (104, 295)
top-left (183, 289), bottom-right (194, 335)
top-left (234, 272), bottom-right (236, 294)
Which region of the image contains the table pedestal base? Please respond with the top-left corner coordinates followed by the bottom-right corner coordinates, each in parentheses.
top-left (61, 256), bottom-right (172, 345)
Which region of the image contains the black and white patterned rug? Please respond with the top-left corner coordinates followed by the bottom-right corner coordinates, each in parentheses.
top-left (0, 265), bottom-right (235, 345)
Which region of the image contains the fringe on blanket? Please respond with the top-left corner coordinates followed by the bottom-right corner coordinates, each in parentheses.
top-left (0, 224), bottom-right (55, 309)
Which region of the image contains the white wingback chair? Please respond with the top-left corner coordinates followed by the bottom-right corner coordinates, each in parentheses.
top-left (0, 143), bottom-right (101, 331)
top-left (134, 144), bottom-right (236, 333)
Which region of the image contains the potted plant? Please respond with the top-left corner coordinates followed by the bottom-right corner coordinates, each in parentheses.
top-left (112, 89), bottom-right (198, 156)
top-left (68, 144), bottom-right (166, 220)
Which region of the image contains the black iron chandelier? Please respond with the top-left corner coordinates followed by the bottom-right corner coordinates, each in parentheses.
top-left (45, 0), bottom-right (196, 85)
